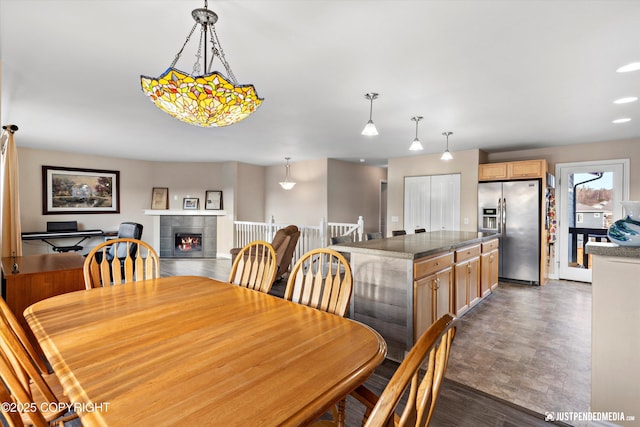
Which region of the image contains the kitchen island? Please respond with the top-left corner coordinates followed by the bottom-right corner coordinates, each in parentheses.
top-left (331, 230), bottom-right (499, 361)
top-left (585, 242), bottom-right (640, 425)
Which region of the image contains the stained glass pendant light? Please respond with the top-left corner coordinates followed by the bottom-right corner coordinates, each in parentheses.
top-left (140, 0), bottom-right (263, 127)
top-left (279, 157), bottom-right (296, 190)
top-left (361, 93), bottom-right (379, 136)
top-left (409, 116), bottom-right (424, 151)
top-left (441, 131), bottom-right (453, 160)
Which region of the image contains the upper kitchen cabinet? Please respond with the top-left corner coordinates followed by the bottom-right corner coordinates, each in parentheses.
top-left (479, 160), bottom-right (547, 181)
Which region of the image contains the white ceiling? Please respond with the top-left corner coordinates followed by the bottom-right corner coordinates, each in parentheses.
top-left (1, 0), bottom-right (639, 167)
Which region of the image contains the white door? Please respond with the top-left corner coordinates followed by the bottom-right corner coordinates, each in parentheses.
top-left (404, 176), bottom-right (431, 232)
top-left (557, 160), bottom-right (629, 282)
top-left (431, 174), bottom-right (460, 231)
top-left (404, 174), bottom-right (460, 233)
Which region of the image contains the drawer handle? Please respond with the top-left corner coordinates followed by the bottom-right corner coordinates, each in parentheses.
top-left (434, 262), bottom-right (439, 266)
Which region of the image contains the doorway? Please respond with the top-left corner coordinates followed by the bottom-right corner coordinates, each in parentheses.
top-left (556, 160), bottom-right (629, 282)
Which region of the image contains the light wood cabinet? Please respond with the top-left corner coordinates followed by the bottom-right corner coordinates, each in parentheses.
top-left (478, 163), bottom-right (508, 181)
top-left (480, 239), bottom-right (499, 297)
top-left (454, 244), bottom-right (481, 316)
top-left (479, 159), bottom-right (547, 181)
top-left (414, 252), bottom-right (453, 342)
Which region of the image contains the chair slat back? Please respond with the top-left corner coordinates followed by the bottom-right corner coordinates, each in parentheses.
top-left (84, 238), bottom-right (160, 289)
top-left (228, 241), bottom-right (278, 293)
top-left (284, 248), bottom-right (353, 317)
top-left (0, 316), bottom-right (58, 411)
top-left (363, 313), bottom-right (457, 427)
top-left (0, 353), bottom-right (49, 427)
top-left (0, 297), bottom-right (48, 373)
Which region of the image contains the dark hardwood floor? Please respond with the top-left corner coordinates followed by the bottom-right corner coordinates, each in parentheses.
top-left (160, 258), bottom-right (599, 426)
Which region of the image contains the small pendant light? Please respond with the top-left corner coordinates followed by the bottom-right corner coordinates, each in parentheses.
top-left (279, 157), bottom-right (296, 190)
top-left (441, 131), bottom-right (453, 160)
top-left (409, 116), bottom-right (424, 151)
top-left (361, 93), bottom-right (379, 136)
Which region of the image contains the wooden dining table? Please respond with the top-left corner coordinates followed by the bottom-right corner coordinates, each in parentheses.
top-left (24, 275), bottom-right (386, 426)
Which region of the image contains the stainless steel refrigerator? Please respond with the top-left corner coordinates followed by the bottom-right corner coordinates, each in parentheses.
top-left (478, 180), bottom-right (541, 285)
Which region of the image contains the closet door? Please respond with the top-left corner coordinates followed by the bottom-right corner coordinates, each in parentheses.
top-left (404, 176), bottom-right (431, 232)
top-left (431, 174), bottom-right (460, 231)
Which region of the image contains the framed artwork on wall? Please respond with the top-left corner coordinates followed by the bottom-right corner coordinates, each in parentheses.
top-left (151, 187), bottom-right (169, 210)
top-left (205, 190), bottom-right (223, 210)
top-left (183, 197), bottom-right (199, 210)
top-left (42, 165), bottom-right (120, 214)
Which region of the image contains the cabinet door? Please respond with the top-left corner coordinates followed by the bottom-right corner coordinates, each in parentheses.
top-left (454, 262), bottom-right (469, 316)
top-left (468, 257), bottom-right (481, 307)
top-left (479, 163), bottom-right (508, 181)
top-left (508, 160), bottom-right (545, 178)
top-left (434, 267), bottom-right (453, 320)
top-left (414, 266), bottom-right (452, 342)
top-left (454, 258), bottom-right (480, 316)
top-left (481, 249), bottom-right (499, 296)
top-left (414, 275), bottom-right (435, 342)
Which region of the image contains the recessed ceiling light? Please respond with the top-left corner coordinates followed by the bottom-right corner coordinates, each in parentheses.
top-left (612, 118), bottom-right (632, 123)
top-left (616, 62), bottom-right (640, 73)
top-left (614, 96), bottom-right (638, 104)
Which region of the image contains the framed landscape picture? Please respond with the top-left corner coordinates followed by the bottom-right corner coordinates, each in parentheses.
top-left (205, 190), bottom-right (223, 210)
top-left (42, 166), bottom-right (120, 214)
top-left (151, 187), bottom-right (169, 210)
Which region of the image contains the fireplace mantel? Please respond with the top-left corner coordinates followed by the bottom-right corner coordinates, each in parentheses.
top-left (144, 210), bottom-right (227, 216)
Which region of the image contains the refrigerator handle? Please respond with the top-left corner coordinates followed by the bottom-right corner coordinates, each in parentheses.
top-left (497, 198), bottom-right (502, 233)
top-left (502, 197), bottom-right (507, 234)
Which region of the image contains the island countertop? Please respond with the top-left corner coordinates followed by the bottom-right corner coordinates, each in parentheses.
top-left (330, 230), bottom-right (499, 260)
top-left (585, 241), bottom-right (640, 259)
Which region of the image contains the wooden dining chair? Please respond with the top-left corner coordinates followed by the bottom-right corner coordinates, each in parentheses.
top-left (84, 237), bottom-right (160, 289)
top-left (284, 248), bottom-right (353, 317)
top-left (352, 313), bottom-right (458, 427)
top-left (285, 248), bottom-right (353, 426)
top-left (0, 316), bottom-right (77, 426)
top-left (228, 240), bottom-right (278, 293)
top-left (0, 297), bottom-right (49, 374)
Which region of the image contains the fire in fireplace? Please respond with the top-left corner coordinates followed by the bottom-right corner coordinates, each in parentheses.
top-left (175, 232), bottom-right (203, 253)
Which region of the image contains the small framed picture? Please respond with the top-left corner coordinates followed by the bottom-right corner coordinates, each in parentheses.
top-left (151, 187), bottom-right (169, 210)
top-left (183, 197), bottom-right (199, 210)
top-left (205, 190), bottom-right (223, 210)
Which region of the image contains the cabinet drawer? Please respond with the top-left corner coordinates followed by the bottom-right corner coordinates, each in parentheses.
top-left (414, 252), bottom-right (453, 279)
top-left (455, 244), bottom-right (481, 262)
top-left (482, 239), bottom-right (499, 253)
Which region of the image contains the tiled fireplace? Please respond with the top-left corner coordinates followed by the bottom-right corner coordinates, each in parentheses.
top-left (159, 216), bottom-right (217, 258)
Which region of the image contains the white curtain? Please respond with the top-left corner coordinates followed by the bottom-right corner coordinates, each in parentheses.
top-left (1, 124), bottom-right (22, 258)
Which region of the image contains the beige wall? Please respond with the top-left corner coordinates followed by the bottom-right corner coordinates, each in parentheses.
top-left (265, 158), bottom-right (328, 226)
top-left (387, 149), bottom-right (481, 234)
top-left (236, 162), bottom-right (265, 223)
top-left (17, 148), bottom-right (239, 256)
top-left (19, 147), bottom-right (154, 255)
top-left (486, 138), bottom-right (640, 200)
top-left (327, 159), bottom-right (387, 233)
